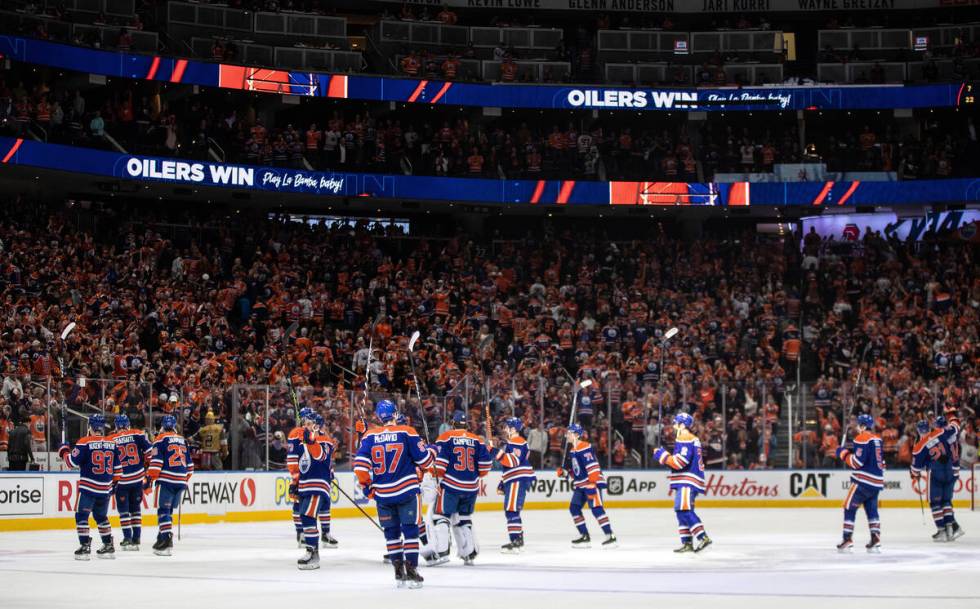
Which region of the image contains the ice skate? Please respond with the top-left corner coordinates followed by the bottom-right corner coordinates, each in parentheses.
top-left (404, 564), bottom-right (424, 589)
top-left (501, 540), bottom-right (522, 554)
top-left (949, 523), bottom-right (965, 541)
top-left (96, 540), bottom-right (116, 559)
top-left (320, 532), bottom-right (339, 549)
top-left (462, 550), bottom-right (477, 565)
top-left (865, 534), bottom-right (881, 553)
top-left (601, 534), bottom-right (618, 549)
top-left (673, 542), bottom-right (694, 553)
top-left (571, 533), bottom-right (591, 549)
top-left (120, 539), bottom-right (140, 552)
top-left (297, 547), bottom-right (320, 570)
top-left (836, 538), bottom-right (853, 553)
top-left (74, 542), bottom-right (91, 561)
top-left (426, 550), bottom-right (450, 566)
top-left (693, 536), bottom-right (712, 553)
top-left (153, 536), bottom-right (173, 557)
top-left (392, 559), bottom-right (406, 588)
top-left (932, 529), bottom-right (949, 542)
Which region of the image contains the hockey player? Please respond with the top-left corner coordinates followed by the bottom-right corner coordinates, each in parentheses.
top-left (145, 414), bottom-right (193, 556)
top-left (558, 423), bottom-right (617, 549)
top-left (313, 413), bottom-right (339, 549)
top-left (295, 410), bottom-right (334, 570)
top-left (60, 413), bottom-right (117, 560)
top-left (354, 400), bottom-right (434, 588)
top-left (286, 409), bottom-right (308, 548)
top-left (652, 412), bottom-right (711, 553)
top-left (835, 413), bottom-right (884, 553)
top-left (110, 413), bottom-right (151, 550)
top-left (494, 416), bottom-right (535, 553)
top-left (911, 411), bottom-right (964, 542)
top-left (430, 410), bottom-right (492, 566)
top-left (396, 413), bottom-right (439, 565)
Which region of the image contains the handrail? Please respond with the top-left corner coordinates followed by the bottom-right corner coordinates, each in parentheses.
top-left (207, 137), bottom-right (225, 162)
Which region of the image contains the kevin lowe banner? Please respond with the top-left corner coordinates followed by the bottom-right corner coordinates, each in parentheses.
top-left (371, 0), bottom-right (938, 13)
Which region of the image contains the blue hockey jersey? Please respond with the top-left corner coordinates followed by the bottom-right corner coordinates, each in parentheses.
top-left (60, 435), bottom-right (118, 495)
top-left (433, 429), bottom-right (492, 494)
top-left (110, 428), bottom-right (152, 487)
top-left (912, 415), bottom-right (960, 481)
top-left (298, 430), bottom-right (334, 495)
top-left (654, 435), bottom-right (707, 492)
top-left (354, 425), bottom-right (433, 505)
top-left (566, 441), bottom-right (605, 489)
top-left (147, 431), bottom-right (194, 487)
top-left (840, 432), bottom-right (885, 490)
top-left (495, 437), bottom-right (536, 484)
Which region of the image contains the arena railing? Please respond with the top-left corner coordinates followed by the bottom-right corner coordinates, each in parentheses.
top-left (377, 19), bottom-right (563, 51)
top-left (7, 373), bottom-right (790, 474)
top-left (605, 63), bottom-right (783, 87)
top-left (190, 37), bottom-right (363, 73)
top-left (818, 23), bottom-right (980, 62)
top-left (597, 29), bottom-right (783, 59)
top-left (166, 1), bottom-right (348, 49)
top-left (0, 9), bottom-right (158, 52)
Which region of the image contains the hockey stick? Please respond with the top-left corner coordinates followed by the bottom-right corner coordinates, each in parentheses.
top-left (841, 342), bottom-right (872, 446)
top-left (333, 480), bottom-right (383, 532)
top-left (657, 327), bottom-right (679, 448)
top-left (178, 494), bottom-right (182, 541)
top-left (406, 330), bottom-right (431, 443)
top-left (912, 469), bottom-right (926, 525)
top-left (58, 322), bottom-right (76, 444)
top-left (558, 379), bottom-right (593, 470)
top-left (484, 374), bottom-right (493, 447)
top-left (282, 322), bottom-right (301, 424)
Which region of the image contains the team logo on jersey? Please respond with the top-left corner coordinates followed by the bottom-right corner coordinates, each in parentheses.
top-left (71, 449), bottom-right (80, 458)
top-left (298, 450), bottom-right (312, 474)
top-left (239, 477), bottom-right (256, 506)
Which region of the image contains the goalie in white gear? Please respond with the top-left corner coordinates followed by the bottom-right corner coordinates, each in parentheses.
top-left (430, 411), bottom-right (492, 565)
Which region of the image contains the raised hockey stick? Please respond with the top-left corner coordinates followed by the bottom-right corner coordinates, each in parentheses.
top-left (484, 374), bottom-right (493, 447)
top-left (558, 379), bottom-right (592, 470)
top-left (406, 330), bottom-right (430, 443)
top-left (841, 342), bottom-right (872, 446)
top-left (657, 327), bottom-right (679, 448)
top-left (282, 322), bottom-right (301, 424)
top-left (58, 322), bottom-right (76, 444)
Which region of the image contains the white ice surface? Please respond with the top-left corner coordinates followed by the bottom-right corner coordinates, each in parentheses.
top-left (2, 508), bottom-right (978, 609)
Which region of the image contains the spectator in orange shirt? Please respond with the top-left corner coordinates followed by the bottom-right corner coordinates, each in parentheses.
top-left (466, 147), bottom-right (484, 175)
top-left (436, 6), bottom-right (458, 25)
top-left (441, 54), bottom-right (461, 80)
top-left (820, 426), bottom-right (839, 468)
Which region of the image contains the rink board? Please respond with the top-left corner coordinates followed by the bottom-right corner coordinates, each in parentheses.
top-left (1, 470), bottom-right (973, 532)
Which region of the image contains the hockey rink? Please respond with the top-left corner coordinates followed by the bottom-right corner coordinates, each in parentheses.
top-left (2, 508), bottom-right (978, 609)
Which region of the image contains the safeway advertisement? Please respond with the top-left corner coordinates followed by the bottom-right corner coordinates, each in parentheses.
top-left (1, 470), bottom-right (974, 530)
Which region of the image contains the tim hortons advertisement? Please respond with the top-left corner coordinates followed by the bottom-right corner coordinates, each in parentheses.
top-left (1, 470), bottom-right (974, 531)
